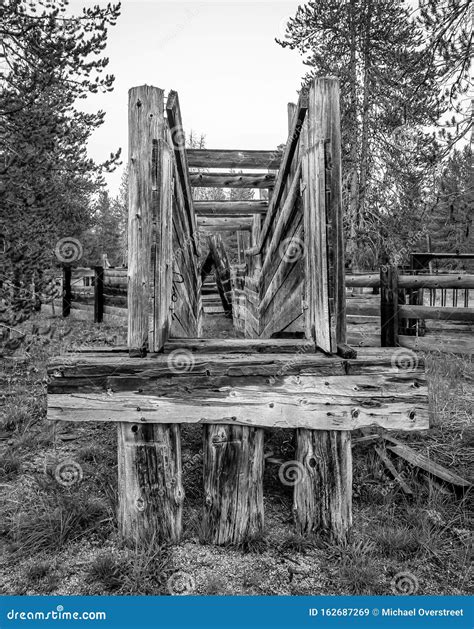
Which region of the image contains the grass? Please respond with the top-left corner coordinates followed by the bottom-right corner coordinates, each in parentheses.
top-left (0, 313), bottom-right (472, 595)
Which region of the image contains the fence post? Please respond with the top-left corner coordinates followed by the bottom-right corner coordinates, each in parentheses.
top-left (94, 266), bottom-right (104, 324)
top-left (296, 77), bottom-right (352, 543)
top-left (62, 265), bottom-right (71, 318)
top-left (119, 85), bottom-right (183, 544)
top-left (408, 254), bottom-right (426, 336)
top-left (380, 264), bottom-right (399, 346)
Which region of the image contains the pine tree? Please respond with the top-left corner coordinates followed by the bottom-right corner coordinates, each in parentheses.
top-left (277, 0), bottom-right (450, 268)
top-left (0, 0), bottom-right (121, 328)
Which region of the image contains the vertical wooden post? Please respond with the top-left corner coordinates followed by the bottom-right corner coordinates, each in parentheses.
top-left (380, 264), bottom-right (399, 347)
top-left (62, 265), bottom-right (71, 318)
top-left (295, 77), bottom-right (352, 543)
top-left (302, 77), bottom-right (346, 353)
top-left (202, 425), bottom-right (264, 545)
top-left (121, 85), bottom-right (181, 544)
top-left (408, 253), bottom-right (425, 336)
top-left (118, 423), bottom-right (184, 543)
top-left (294, 430), bottom-right (352, 541)
top-left (94, 266), bottom-right (104, 324)
top-left (127, 85), bottom-right (165, 357)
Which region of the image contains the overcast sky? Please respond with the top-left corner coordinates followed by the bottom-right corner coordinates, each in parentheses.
top-left (70, 0), bottom-right (305, 194)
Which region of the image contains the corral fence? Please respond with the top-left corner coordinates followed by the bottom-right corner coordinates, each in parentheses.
top-left (42, 266), bottom-right (127, 325)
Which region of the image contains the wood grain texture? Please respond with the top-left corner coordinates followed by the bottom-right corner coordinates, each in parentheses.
top-left (190, 172), bottom-right (275, 189)
top-left (187, 149), bottom-right (281, 170)
top-left (194, 201), bottom-right (268, 216)
top-left (294, 429), bottom-right (352, 541)
top-left (117, 422), bottom-right (184, 542)
top-left (127, 85), bottom-right (165, 356)
top-left (259, 90), bottom-right (308, 249)
top-left (303, 78), bottom-right (345, 353)
top-left (198, 217), bottom-right (253, 231)
top-left (47, 370), bottom-right (428, 430)
top-left (202, 425), bottom-right (264, 544)
top-left (166, 90), bottom-right (198, 250)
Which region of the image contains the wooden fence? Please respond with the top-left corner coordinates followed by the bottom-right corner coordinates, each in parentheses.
top-left (345, 265), bottom-right (474, 354)
top-left (42, 266), bottom-right (128, 325)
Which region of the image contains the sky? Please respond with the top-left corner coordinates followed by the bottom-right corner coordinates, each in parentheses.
top-left (70, 0), bottom-right (306, 194)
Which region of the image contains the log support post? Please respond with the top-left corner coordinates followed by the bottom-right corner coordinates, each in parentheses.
top-left (294, 429), bottom-right (352, 542)
top-left (202, 425), bottom-right (264, 545)
top-left (120, 84), bottom-right (181, 543)
top-left (118, 423), bottom-right (184, 543)
top-left (298, 77), bottom-right (352, 543)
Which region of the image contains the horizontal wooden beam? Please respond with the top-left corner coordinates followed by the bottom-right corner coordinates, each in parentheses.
top-left (345, 274), bottom-right (380, 288)
top-left (346, 273), bottom-right (474, 289)
top-left (346, 302), bottom-right (380, 317)
top-left (48, 370), bottom-right (427, 430)
top-left (198, 217), bottom-right (252, 231)
top-left (399, 333), bottom-right (474, 356)
top-left (194, 201), bottom-right (268, 216)
top-left (165, 338), bottom-right (315, 354)
top-left (412, 252), bottom-right (474, 261)
top-left (190, 172), bottom-right (275, 188)
top-left (398, 305), bottom-right (474, 322)
top-left (187, 149), bottom-right (282, 170)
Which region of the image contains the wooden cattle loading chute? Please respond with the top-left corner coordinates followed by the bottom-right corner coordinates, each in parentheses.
top-left (47, 78), bottom-right (429, 545)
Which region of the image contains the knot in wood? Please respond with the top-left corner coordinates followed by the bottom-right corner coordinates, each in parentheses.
top-left (351, 408), bottom-right (359, 418)
top-left (136, 497), bottom-right (146, 511)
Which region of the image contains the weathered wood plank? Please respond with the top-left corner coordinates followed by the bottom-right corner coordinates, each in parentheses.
top-left (259, 163), bottom-right (302, 285)
top-left (166, 90), bottom-right (198, 250)
top-left (47, 374), bottom-right (428, 430)
top-left (164, 338), bottom-right (316, 354)
top-left (194, 201), bottom-right (268, 216)
top-left (118, 422), bottom-right (184, 542)
top-left (259, 90), bottom-right (308, 249)
top-left (190, 172), bottom-right (275, 189)
top-left (128, 85), bottom-right (165, 356)
top-left (294, 430), bottom-right (352, 541)
top-left (384, 440), bottom-right (472, 490)
top-left (346, 274), bottom-right (474, 290)
top-left (374, 446), bottom-right (413, 496)
top-left (398, 332), bottom-right (474, 355)
top-left (202, 425), bottom-right (264, 545)
top-left (398, 305), bottom-right (474, 322)
top-left (198, 217), bottom-right (253, 231)
top-left (187, 149), bottom-right (281, 170)
top-left (302, 78), bottom-right (345, 353)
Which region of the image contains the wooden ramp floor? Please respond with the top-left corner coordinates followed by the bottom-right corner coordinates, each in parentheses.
top-left (47, 340), bottom-right (428, 432)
